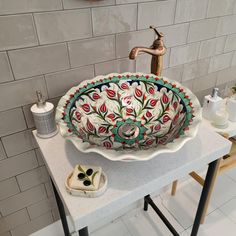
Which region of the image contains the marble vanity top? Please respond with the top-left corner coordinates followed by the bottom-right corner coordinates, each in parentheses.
top-left (33, 122), bottom-right (231, 230)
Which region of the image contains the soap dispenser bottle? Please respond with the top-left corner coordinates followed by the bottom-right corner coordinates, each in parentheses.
top-left (31, 91), bottom-right (58, 138)
top-left (202, 88), bottom-right (223, 120)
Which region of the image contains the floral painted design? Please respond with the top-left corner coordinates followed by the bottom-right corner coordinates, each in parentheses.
top-left (58, 74), bottom-right (195, 150)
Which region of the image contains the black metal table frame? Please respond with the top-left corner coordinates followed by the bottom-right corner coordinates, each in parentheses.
top-left (51, 159), bottom-right (220, 236)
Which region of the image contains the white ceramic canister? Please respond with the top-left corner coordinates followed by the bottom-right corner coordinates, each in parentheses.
top-left (31, 91), bottom-right (58, 138)
top-left (226, 97), bottom-right (236, 122)
top-left (202, 88), bottom-right (223, 120)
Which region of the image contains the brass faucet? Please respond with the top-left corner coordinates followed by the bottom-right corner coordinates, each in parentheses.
top-left (129, 26), bottom-right (166, 76)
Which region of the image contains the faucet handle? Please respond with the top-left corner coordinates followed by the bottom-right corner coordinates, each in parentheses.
top-left (149, 26), bottom-right (163, 38)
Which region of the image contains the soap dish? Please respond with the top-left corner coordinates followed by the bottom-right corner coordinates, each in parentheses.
top-left (65, 172), bottom-right (108, 197)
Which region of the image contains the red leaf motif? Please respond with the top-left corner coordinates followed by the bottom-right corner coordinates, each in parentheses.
top-left (98, 126), bottom-right (106, 133)
top-left (92, 93), bottom-right (100, 100)
top-left (126, 108), bottom-right (133, 113)
top-left (163, 115), bottom-right (170, 123)
top-left (78, 128), bottom-right (85, 135)
top-left (100, 103), bottom-right (107, 113)
top-left (162, 93), bottom-right (169, 104)
top-left (146, 110), bottom-right (152, 118)
top-left (82, 104), bottom-right (90, 112)
top-left (106, 89), bottom-right (116, 98)
top-left (107, 114), bottom-right (115, 119)
top-left (103, 141), bottom-right (112, 149)
top-left (148, 87), bottom-right (155, 95)
top-left (123, 96), bottom-right (132, 105)
top-left (154, 124), bottom-right (161, 131)
top-left (158, 136), bottom-right (168, 144)
top-left (135, 88), bottom-right (142, 97)
top-left (146, 139), bottom-right (154, 145)
top-left (86, 119), bottom-right (94, 131)
top-left (75, 111), bottom-right (81, 120)
top-left (173, 113), bottom-right (180, 124)
top-left (173, 101), bottom-right (178, 110)
top-left (121, 83), bottom-right (129, 90)
top-left (150, 99), bottom-right (158, 107)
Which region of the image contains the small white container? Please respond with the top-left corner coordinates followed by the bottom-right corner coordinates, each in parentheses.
top-left (31, 91), bottom-right (58, 138)
top-left (226, 97), bottom-right (236, 122)
top-left (212, 110), bottom-right (229, 129)
top-left (202, 88), bottom-right (223, 120)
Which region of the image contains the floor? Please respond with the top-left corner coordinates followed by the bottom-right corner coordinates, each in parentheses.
top-left (31, 167), bottom-right (236, 236)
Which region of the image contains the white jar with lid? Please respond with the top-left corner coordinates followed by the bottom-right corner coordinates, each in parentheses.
top-left (31, 91), bottom-right (58, 138)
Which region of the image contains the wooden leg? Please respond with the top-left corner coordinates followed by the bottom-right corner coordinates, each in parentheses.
top-left (171, 180), bottom-right (178, 196)
top-left (200, 158), bottom-right (221, 224)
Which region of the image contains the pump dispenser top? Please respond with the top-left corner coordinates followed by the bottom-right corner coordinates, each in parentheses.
top-left (211, 88), bottom-right (219, 98)
top-left (36, 90), bottom-right (46, 108)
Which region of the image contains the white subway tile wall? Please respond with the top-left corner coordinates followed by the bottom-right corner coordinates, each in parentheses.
top-left (68, 36), bottom-right (115, 67)
top-left (0, 15), bottom-right (38, 50)
top-left (45, 65), bottom-right (94, 98)
top-left (207, 0), bottom-right (236, 17)
top-left (0, 52), bottom-right (14, 83)
top-left (92, 4), bottom-right (137, 36)
top-left (0, 141), bottom-right (6, 160)
top-left (0, 0), bottom-right (236, 235)
top-left (2, 131), bottom-right (37, 157)
top-left (0, 178), bottom-right (20, 201)
top-left (0, 209), bottom-right (30, 234)
top-left (8, 44), bottom-right (70, 79)
top-left (0, 0), bottom-right (62, 15)
top-left (63, 0), bottom-right (115, 9)
top-left (225, 34), bottom-right (236, 52)
top-left (0, 108), bottom-right (27, 137)
top-left (187, 18), bottom-right (218, 43)
top-left (34, 9), bottom-right (92, 44)
top-left (138, 0), bottom-right (176, 29)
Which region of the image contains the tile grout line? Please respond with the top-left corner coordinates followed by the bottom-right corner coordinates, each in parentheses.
top-left (31, 13), bottom-right (40, 46)
top-left (20, 106), bottom-right (29, 129)
top-left (65, 42), bottom-right (72, 69)
top-left (136, 3), bottom-right (138, 31)
top-left (0, 138), bottom-right (8, 159)
top-left (5, 51), bottom-right (16, 81)
top-left (205, 0), bottom-right (210, 19)
top-left (60, 0), bottom-right (64, 10)
top-left (90, 7), bottom-right (94, 37)
top-left (173, 0), bottom-right (178, 25)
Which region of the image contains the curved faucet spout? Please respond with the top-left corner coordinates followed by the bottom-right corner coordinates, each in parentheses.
top-left (129, 46), bottom-right (166, 60)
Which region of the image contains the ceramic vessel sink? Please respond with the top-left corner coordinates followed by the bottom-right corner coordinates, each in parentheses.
top-left (56, 73), bottom-right (202, 161)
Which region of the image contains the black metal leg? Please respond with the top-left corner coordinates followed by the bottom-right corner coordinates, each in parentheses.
top-left (51, 178), bottom-right (71, 236)
top-left (144, 195), bottom-right (179, 236)
top-left (191, 159), bottom-right (220, 236)
top-left (79, 227), bottom-right (89, 236)
top-left (144, 194), bottom-right (149, 211)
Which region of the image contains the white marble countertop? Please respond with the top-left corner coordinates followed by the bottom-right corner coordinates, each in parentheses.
top-left (203, 118), bottom-right (236, 138)
top-left (33, 122), bottom-right (231, 230)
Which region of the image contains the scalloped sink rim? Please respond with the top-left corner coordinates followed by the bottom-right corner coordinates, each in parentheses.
top-left (56, 72), bottom-right (202, 161)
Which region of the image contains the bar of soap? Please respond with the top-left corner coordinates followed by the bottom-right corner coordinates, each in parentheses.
top-left (69, 165), bottom-right (102, 191)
